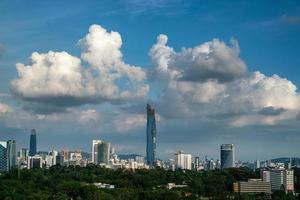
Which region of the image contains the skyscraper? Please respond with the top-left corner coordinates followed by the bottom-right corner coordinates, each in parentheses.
top-left (146, 104), bottom-right (156, 166)
top-left (220, 144), bottom-right (235, 169)
top-left (97, 142), bottom-right (110, 165)
top-left (0, 141), bottom-right (7, 172)
top-left (29, 129), bottom-right (37, 156)
top-left (7, 140), bottom-right (16, 170)
top-left (92, 140), bottom-right (102, 164)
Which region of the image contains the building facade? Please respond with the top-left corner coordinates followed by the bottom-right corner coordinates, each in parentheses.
top-left (92, 140), bottom-right (102, 164)
top-left (7, 140), bottom-right (16, 170)
top-left (29, 129), bottom-right (37, 156)
top-left (98, 142), bottom-right (110, 165)
top-left (220, 144), bottom-right (235, 169)
top-left (233, 179), bottom-right (271, 194)
top-left (175, 151), bottom-right (192, 170)
top-left (0, 141), bottom-right (7, 172)
top-left (146, 104), bottom-right (156, 167)
top-left (262, 169), bottom-right (294, 193)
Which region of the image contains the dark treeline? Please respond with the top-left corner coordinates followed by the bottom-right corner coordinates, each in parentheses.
top-left (0, 165), bottom-right (298, 200)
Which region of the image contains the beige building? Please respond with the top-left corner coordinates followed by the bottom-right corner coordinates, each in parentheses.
top-left (233, 179), bottom-right (271, 194)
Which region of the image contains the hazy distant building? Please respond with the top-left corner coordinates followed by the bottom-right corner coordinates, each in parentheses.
top-left (0, 141), bottom-right (7, 172)
top-left (146, 104), bottom-right (156, 167)
top-left (254, 160), bottom-right (260, 169)
top-left (7, 140), bottom-right (16, 170)
top-left (220, 144), bottom-right (235, 169)
top-left (56, 152), bottom-right (64, 166)
top-left (61, 149), bottom-right (69, 162)
top-left (194, 156), bottom-right (200, 170)
top-left (29, 129), bottom-right (37, 156)
top-left (92, 140), bottom-right (102, 164)
top-left (98, 142), bottom-right (110, 165)
top-left (175, 151), bottom-right (192, 170)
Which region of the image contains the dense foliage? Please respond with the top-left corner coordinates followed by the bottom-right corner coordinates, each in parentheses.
top-left (0, 165), bottom-right (298, 200)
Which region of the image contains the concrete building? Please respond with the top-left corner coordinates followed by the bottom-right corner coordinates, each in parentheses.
top-left (220, 144), bottom-right (235, 169)
top-left (92, 140), bottom-right (102, 164)
top-left (262, 169), bottom-right (294, 193)
top-left (175, 151), bottom-right (192, 170)
top-left (98, 142), bottom-right (110, 165)
top-left (233, 179), bottom-right (271, 194)
top-left (28, 156), bottom-right (43, 169)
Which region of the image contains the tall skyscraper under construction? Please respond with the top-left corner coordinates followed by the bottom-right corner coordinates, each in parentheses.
top-left (146, 104), bottom-right (156, 166)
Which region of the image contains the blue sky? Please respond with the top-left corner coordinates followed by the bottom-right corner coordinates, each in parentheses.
top-left (0, 0), bottom-right (300, 161)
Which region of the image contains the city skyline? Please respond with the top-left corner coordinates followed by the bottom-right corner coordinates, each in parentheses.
top-left (0, 1), bottom-right (300, 161)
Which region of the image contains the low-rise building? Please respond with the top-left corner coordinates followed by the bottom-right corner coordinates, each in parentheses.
top-left (233, 179), bottom-right (271, 194)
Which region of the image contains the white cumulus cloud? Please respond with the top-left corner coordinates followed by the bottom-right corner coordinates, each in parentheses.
top-left (150, 34), bottom-right (300, 126)
top-left (11, 25), bottom-right (149, 113)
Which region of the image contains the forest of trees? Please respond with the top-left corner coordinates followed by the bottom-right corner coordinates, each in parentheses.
top-left (0, 165), bottom-right (298, 200)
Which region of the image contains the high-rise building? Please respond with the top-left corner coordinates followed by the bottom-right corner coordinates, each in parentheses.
top-left (61, 149), bottom-right (69, 161)
top-left (28, 155), bottom-right (43, 169)
top-left (92, 140), bottom-right (102, 164)
top-left (0, 141), bottom-right (7, 172)
top-left (194, 156), bottom-right (200, 170)
top-left (262, 169), bottom-right (294, 193)
top-left (7, 140), bottom-right (16, 170)
top-left (254, 160), bottom-right (260, 169)
top-left (98, 142), bottom-right (110, 165)
top-left (175, 151), bottom-right (192, 170)
top-left (20, 148), bottom-right (29, 161)
top-left (29, 129), bottom-right (37, 156)
top-left (146, 104), bottom-right (156, 166)
top-left (220, 144), bottom-right (235, 169)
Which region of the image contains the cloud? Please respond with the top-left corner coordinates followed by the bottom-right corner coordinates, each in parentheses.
top-left (79, 109), bottom-right (99, 123)
top-left (114, 114), bottom-right (146, 132)
top-left (0, 102), bottom-right (11, 115)
top-left (150, 35), bottom-right (247, 82)
top-left (11, 25), bottom-right (149, 113)
top-left (281, 15), bottom-right (300, 25)
top-left (150, 34), bottom-right (300, 126)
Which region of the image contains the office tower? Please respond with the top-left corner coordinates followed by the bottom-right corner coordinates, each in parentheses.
top-left (92, 140), bottom-right (102, 164)
top-left (262, 169), bottom-right (294, 193)
top-left (0, 141), bottom-right (7, 172)
top-left (56, 152), bottom-right (64, 166)
top-left (61, 149), bottom-right (69, 161)
top-left (284, 169), bottom-right (294, 192)
top-left (146, 104), bottom-right (156, 166)
top-left (220, 144), bottom-right (235, 169)
top-left (28, 155), bottom-right (43, 169)
top-left (254, 160), bottom-right (260, 169)
top-left (7, 140), bottom-right (16, 170)
top-left (29, 129), bottom-right (37, 156)
top-left (194, 156), bottom-right (200, 170)
top-left (175, 151), bottom-right (192, 170)
top-left (98, 142), bottom-right (110, 165)
top-left (20, 148), bottom-right (29, 160)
